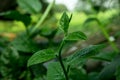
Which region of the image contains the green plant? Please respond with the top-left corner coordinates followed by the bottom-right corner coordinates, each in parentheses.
top-left (0, 0), bottom-right (120, 80)
top-left (27, 11), bottom-right (118, 80)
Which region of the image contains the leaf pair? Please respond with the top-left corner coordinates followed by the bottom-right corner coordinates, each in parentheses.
top-left (60, 12), bottom-right (87, 41)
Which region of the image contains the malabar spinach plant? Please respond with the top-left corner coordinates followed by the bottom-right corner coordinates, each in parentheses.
top-left (27, 12), bottom-right (109, 80)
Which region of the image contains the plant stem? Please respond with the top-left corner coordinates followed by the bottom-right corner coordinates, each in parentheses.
top-left (99, 25), bottom-right (119, 53)
top-left (58, 40), bottom-right (69, 80)
top-left (30, 0), bottom-right (55, 36)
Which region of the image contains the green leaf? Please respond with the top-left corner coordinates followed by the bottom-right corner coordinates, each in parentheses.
top-left (17, 0), bottom-right (42, 14)
top-left (47, 62), bottom-right (65, 80)
top-left (98, 55), bottom-right (120, 80)
top-left (83, 17), bottom-right (101, 26)
top-left (67, 44), bottom-right (106, 67)
top-left (27, 49), bottom-right (55, 67)
top-left (1, 10), bottom-right (31, 26)
top-left (65, 31), bottom-right (87, 41)
top-left (59, 12), bottom-right (71, 33)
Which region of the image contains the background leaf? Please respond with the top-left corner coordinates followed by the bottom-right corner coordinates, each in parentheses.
top-left (27, 49), bottom-right (55, 67)
top-left (0, 10), bottom-right (31, 26)
top-left (83, 17), bottom-right (101, 26)
top-left (17, 0), bottom-right (42, 14)
top-left (98, 55), bottom-right (120, 80)
top-left (11, 34), bottom-right (39, 53)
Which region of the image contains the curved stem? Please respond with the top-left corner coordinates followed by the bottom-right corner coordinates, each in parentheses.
top-left (58, 40), bottom-right (69, 80)
top-left (30, 0), bottom-right (55, 36)
top-left (99, 25), bottom-right (119, 53)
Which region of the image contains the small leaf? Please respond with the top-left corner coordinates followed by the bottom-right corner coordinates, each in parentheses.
top-left (27, 49), bottom-right (55, 67)
top-left (67, 44), bottom-right (106, 67)
top-left (65, 31), bottom-right (87, 41)
top-left (47, 62), bottom-right (65, 80)
top-left (59, 12), bottom-right (71, 33)
top-left (17, 0), bottom-right (42, 14)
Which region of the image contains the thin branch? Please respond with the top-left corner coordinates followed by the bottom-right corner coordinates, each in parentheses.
top-left (58, 41), bottom-right (69, 80)
top-left (30, 0), bottom-right (55, 36)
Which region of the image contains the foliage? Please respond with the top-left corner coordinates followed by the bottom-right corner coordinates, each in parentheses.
top-left (17, 0), bottom-right (42, 14)
top-left (27, 12), bottom-right (119, 80)
top-left (0, 0), bottom-right (120, 80)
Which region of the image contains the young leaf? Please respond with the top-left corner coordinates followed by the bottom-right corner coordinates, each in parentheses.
top-left (27, 49), bottom-right (55, 67)
top-left (65, 31), bottom-right (87, 41)
top-left (59, 12), bottom-right (71, 33)
top-left (47, 62), bottom-right (65, 80)
top-left (66, 44), bottom-right (106, 67)
top-left (17, 0), bottom-right (42, 14)
top-left (69, 14), bottom-right (72, 23)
